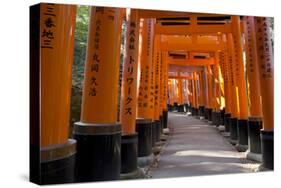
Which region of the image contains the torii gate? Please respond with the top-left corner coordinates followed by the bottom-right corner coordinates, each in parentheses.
top-left (34, 4), bottom-right (273, 185)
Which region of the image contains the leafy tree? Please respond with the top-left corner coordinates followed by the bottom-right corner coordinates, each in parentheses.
top-left (69, 5), bottom-right (90, 132)
top-left (72, 5), bottom-right (90, 93)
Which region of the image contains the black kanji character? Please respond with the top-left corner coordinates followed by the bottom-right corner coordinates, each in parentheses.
top-left (125, 107), bottom-right (132, 115)
top-left (126, 97), bottom-right (133, 105)
top-left (93, 53), bottom-right (100, 63)
top-left (89, 87), bottom-right (97, 96)
top-left (91, 63), bottom-right (99, 72)
top-left (42, 29), bottom-right (54, 39)
top-left (90, 76), bottom-right (98, 86)
top-left (127, 77), bottom-right (134, 85)
top-left (44, 17), bottom-right (55, 28)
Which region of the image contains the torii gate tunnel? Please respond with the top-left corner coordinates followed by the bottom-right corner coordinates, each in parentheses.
top-left (30, 3), bottom-right (274, 185)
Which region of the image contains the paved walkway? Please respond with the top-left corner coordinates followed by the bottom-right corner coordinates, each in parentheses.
top-left (151, 112), bottom-right (258, 178)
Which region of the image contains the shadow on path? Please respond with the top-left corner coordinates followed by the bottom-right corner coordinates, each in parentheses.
top-left (151, 112), bottom-right (258, 178)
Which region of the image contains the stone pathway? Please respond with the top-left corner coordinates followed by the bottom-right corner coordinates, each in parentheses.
top-left (151, 112), bottom-right (260, 178)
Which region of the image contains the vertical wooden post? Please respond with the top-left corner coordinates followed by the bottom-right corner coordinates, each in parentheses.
top-left (221, 34), bottom-right (233, 132)
top-left (178, 71), bottom-right (184, 112)
top-left (168, 79), bottom-right (173, 109)
top-left (119, 8), bottom-right (140, 176)
top-left (255, 17), bottom-right (274, 170)
top-left (186, 78), bottom-right (192, 113)
top-left (136, 18), bottom-right (154, 158)
top-left (137, 19), bottom-right (154, 120)
top-left (194, 72), bottom-right (199, 116)
top-left (243, 16), bottom-right (263, 158)
top-left (73, 7), bottom-right (122, 181)
top-left (212, 52), bottom-right (222, 125)
top-left (203, 67), bottom-right (209, 119)
top-left (191, 73), bottom-right (196, 115)
top-left (214, 52), bottom-right (222, 111)
top-left (37, 3), bottom-right (77, 184)
top-left (162, 52), bottom-right (169, 128)
top-left (198, 69), bottom-right (206, 117)
top-left (153, 36), bottom-right (161, 120)
top-left (221, 49), bottom-right (232, 115)
top-left (227, 33), bottom-right (239, 144)
top-left (218, 49), bottom-right (230, 130)
top-left (206, 66), bottom-right (214, 121)
top-left (231, 16), bottom-right (249, 150)
top-left (152, 34), bottom-right (162, 143)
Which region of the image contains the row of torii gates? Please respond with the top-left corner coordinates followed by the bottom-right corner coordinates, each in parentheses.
top-left (31, 3), bottom-right (273, 185)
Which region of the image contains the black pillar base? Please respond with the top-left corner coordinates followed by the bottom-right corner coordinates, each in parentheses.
top-left (184, 103), bottom-right (188, 112)
top-left (194, 108), bottom-right (199, 116)
top-left (121, 133), bottom-right (138, 175)
top-left (163, 110), bottom-right (168, 129)
top-left (211, 111), bottom-right (217, 125)
top-left (136, 119), bottom-right (152, 156)
top-left (73, 123), bottom-right (121, 182)
top-left (237, 119), bottom-right (248, 151)
top-left (137, 154), bottom-right (154, 167)
top-left (208, 108), bottom-right (213, 122)
top-left (151, 121), bottom-right (157, 147)
top-left (40, 139), bottom-right (76, 185)
top-left (177, 105), bottom-right (181, 112)
top-left (191, 107), bottom-right (195, 116)
top-left (199, 106), bottom-right (205, 117)
top-left (173, 102), bottom-right (178, 111)
top-left (224, 113), bottom-right (231, 132)
top-left (261, 130), bottom-right (274, 170)
top-left (216, 112), bottom-right (221, 126)
top-left (248, 117), bottom-right (262, 154)
top-left (194, 107), bottom-right (197, 116)
top-left (182, 104), bottom-right (185, 112)
top-left (204, 108), bottom-right (209, 119)
top-left (159, 115), bottom-right (163, 135)
top-left (220, 109), bottom-right (225, 125)
top-left (187, 104), bottom-right (192, 113)
top-left (167, 104), bottom-right (172, 112)
top-left (229, 118), bottom-right (238, 143)
top-left (178, 104), bottom-right (184, 112)
top-left (155, 120), bottom-right (161, 142)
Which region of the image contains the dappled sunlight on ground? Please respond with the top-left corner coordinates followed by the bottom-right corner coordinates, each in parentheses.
top-left (151, 112), bottom-right (260, 178)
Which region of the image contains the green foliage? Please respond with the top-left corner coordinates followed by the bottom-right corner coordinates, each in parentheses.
top-left (70, 5), bottom-right (90, 129)
top-left (72, 5), bottom-right (90, 92)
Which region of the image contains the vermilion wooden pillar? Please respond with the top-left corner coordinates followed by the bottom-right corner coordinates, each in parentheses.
top-left (34, 3), bottom-right (77, 184)
top-left (227, 33), bottom-right (240, 144)
top-left (191, 73), bottom-right (196, 115)
top-left (153, 34), bottom-right (162, 143)
top-left (136, 18), bottom-right (154, 161)
top-left (206, 66), bottom-right (214, 121)
top-left (218, 50), bottom-right (229, 127)
top-left (243, 16), bottom-right (264, 161)
top-left (119, 8), bottom-right (140, 177)
top-left (198, 70), bottom-right (206, 117)
top-left (73, 7), bottom-right (122, 182)
top-left (255, 17), bottom-right (274, 170)
top-left (231, 16), bottom-right (249, 150)
top-left (221, 34), bottom-right (233, 132)
top-left (211, 52), bottom-right (222, 125)
top-left (161, 52), bottom-right (169, 128)
top-left (193, 72), bottom-right (199, 116)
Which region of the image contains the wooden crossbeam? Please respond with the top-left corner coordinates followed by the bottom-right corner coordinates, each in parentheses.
top-left (168, 58), bottom-right (214, 66)
top-left (160, 42), bottom-right (224, 51)
top-left (155, 23), bottom-right (232, 34)
top-left (138, 10), bottom-right (229, 19)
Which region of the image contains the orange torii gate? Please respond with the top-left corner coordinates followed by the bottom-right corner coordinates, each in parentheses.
top-left (32, 5), bottom-right (274, 184)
